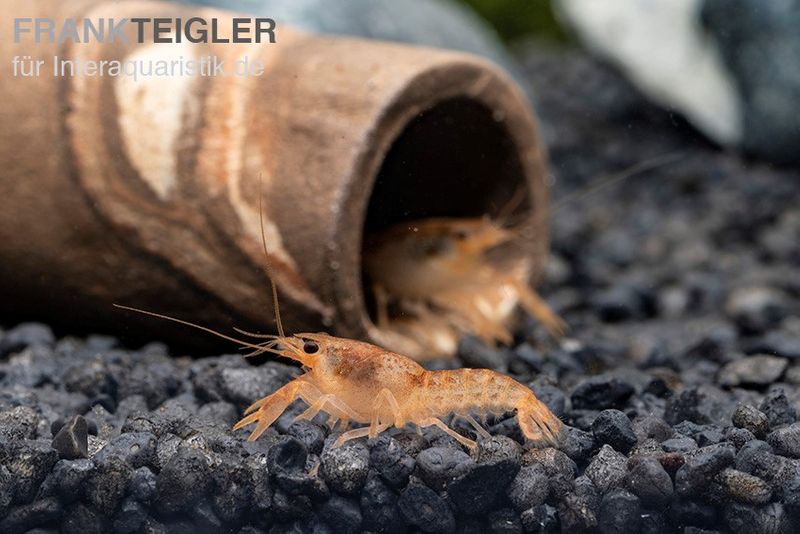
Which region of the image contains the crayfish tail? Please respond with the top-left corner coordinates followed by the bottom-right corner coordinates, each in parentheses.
top-left (517, 397), bottom-right (565, 448)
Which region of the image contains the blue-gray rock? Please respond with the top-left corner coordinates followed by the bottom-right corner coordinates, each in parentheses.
top-left (724, 502), bottom-right (791, 533)
top-left (571, 376), bottom-right (635, 410)
top-left (628, 437), bottom-right (664, 460)
top-left (732, 404), bottom-right (770, 439)
top-left (398, 479), bottom-right (455, 533)
top-left (156, 447), bottom-right (212, 514)
top-left (2, 439), bottom-right (59, 504)
top-left (673, 421), bottom-right (726, 447)
top-left (415, 446), bottom-right (474, 491)
top-left (702, 0), bottom-right (800, 163)
top-left (521, 447), bottom-right (578, 501)
top-left (273, 455), bottom-right (328, 499)
top-left (196, 400), bottom-right (238, 428)
top-left (667, 500), bottom-right (719, 530)
top-left (662, 435), bottom-right (698, 453)
top-left (556, 0), bottom-right (800, 163)
top-left (113, 499), bottom-right (150, 534)
top-left (522, 504), bottom-right (559, 533)
top-left (560, 426), bottom-right (597, 464)
top-left (488, 508), bottom-right (523, 534)
top-left (675, 443), bottom-right (736, 496)
top-left (727, 427), bottom-right (757, 450)
top-left (51, 415), bottom-right (88, 460)
top-left (519, 506), bottom-right (547, 533)
top-left (287, 420), bottom-right (326, 455)
top-left (360, 471), bottom-right (406, 534)
top-left (320, 441), bottom-right (370, 495)
top-left (319, 494), bottom-right (362, 534)
top-left (478, 435), bottom-right (522, 468)
top-left (725, 287), bottom-right (790, 335)
top-left (248, 455), bottom-right (273, 520)
top-left (189, 499), bottom-right (223, 531)
top-left (267, 435), bottom-right (307, 475)
top-left (632, 415), bottom-right (674, 443)
top-left (189, 355), bottom-right (245, 403)
top-left (62, 502), bottom-right (106, 534)
top-left (94, 432), bottom-right (157, 468)
top-left (718, 355), bottom-right (788, 388)
top-left (592, 409), bottom-right (637, 453)
top-left (598, 489), bottom-right (641, 534)
top-left (458, 336), bottom-right (508, 371)
top-left (448, 438), bottom-right (521, 514)
top-left (715, 468), bottom-right (772, 505)
top-left (507, 465), bottom-right (549, 512)
top-left (84, 457), bottom-right (133, 515)
top-left (664, 386), bottom-right (729, 426)
top-left (218, 363), bottom-right (293, 410)
top-left (735, 440), bottom-right (775, 473)
top-left (369, 434), bottom-right (415, 489)
top-left (210, 459), bottom-right (254, 524)
top-left (62, 357), bottom-right (120, 405)
top-left (117, 361), bottom-right (180, 410)
top-left (135, 400), bottom-right (197, 438)
top-left (768, 423), bottom-right (800, 459)
top-left (783, 474), bottom-right (800, 509)
top-left (592, 284), bottom-right (652, 322)
top-left (558, 476), bottom-right (600, 532)
top-left (522, 447), bottom-right (578, 479)
top-left (393, 431), bottom-right (428, 457)
top-left (0, 497), bottom-right (62, 534)
top-left (0, 465), bottom-right (12, 518)
top-left (754, 332), bottom-right (800, 360)
top-left (0, 406), bottom-right (39, 441)
top-left (585, 445), bottom-right (627, 495)
top-left (626, 456), bottom-right (673, 507)
top-left (738, 448), bottom-right (800, 499)
top-left (759, 389), bottom-right (797, 427)
top-left (0, 345), bottom-right (63, 389)
top-left (0, 322), bottom-right (55, 356)
top-left (129, 466), bottom-right (157, 505)
top-left (38, 458), bottom-right (94, 504)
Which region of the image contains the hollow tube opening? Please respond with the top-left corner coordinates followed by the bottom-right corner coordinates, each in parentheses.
top-left (360, 97), bottom-right (534, 357)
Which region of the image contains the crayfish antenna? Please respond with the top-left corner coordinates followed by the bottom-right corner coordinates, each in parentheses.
top-left (112, 304), bottom-right (269, 354)
top-left (257, 174), bottom-right (285, 338)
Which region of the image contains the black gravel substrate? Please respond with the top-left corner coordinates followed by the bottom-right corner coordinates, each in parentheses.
top-left (2, 47), bottom-right (800, 533)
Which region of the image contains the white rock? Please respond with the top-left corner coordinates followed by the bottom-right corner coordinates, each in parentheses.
top-left (554, 0), bottom-right (743, 146)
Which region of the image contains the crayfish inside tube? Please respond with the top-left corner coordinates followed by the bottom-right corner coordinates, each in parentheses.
top-left (363, 216), bottom-right (566, 360)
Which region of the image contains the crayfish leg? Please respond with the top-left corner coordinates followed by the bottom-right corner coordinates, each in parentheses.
top-left (333, 423), bottom-right (390, 448)
top-left (511, 279), bottom-right (567, 337)
top-left (234, 380), bottom-right (317, 441)
top-left (460, 413), bottom-right (491, 439)
top-left (419, 417), bottom-right (477, 450)
top-left (294, 394), bottom-right (362, 426)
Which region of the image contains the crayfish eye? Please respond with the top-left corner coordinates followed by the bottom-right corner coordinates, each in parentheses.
top-left (302, 341), bottom-right (319, 354)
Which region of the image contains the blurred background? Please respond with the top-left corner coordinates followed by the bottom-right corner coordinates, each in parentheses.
top-left (1, 1), bottom-right (800, 533)
top-left (459, 0), bottom-right (567, 43)
top-left (181, 0), bottom-right (800, 164)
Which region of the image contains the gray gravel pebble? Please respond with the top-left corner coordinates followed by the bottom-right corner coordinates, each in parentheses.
top-left (51, 415), bottom-right (88, 460)
top-left (585, 445), bottom-right (628, 495)
top-left (321, 441), bottom-right (370, 495)
top-left (732, 404), bottom-right (771, 439)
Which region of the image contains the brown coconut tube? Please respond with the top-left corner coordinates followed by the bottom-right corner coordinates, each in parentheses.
top-left (0, 0), bottom-right (548, 355)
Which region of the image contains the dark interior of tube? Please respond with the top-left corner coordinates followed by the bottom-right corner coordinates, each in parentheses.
top-left (362, 97), bottom-right (532, 324)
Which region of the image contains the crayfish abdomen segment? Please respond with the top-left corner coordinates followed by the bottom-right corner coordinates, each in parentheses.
top-left (416, 369), bottom-right (526, 414)
top-left (409, 368), bottom-right (564, 447)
